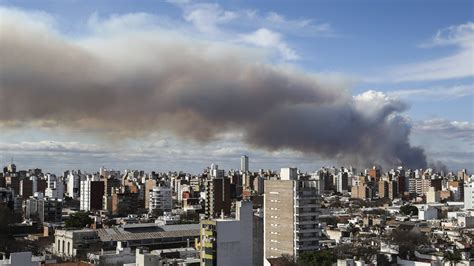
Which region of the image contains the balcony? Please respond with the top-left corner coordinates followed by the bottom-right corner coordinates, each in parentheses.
top-left (296, 237), bottom-right (320, 242)
top-left (295, 203), bottom-right (320, 208)
top-left (295, 212), bottom-right (320, 217)
top-left (295, 220), bottom-right (317, 225)
top-left (296, 244), bottom-right (319, 251)
top-left (295, 195), bottom-right (319, 200)
top-left (295, 228), bottom-right (320, 233)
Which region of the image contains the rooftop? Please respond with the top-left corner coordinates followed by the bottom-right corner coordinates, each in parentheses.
top-left (97, 223), bottom-right (199, 242)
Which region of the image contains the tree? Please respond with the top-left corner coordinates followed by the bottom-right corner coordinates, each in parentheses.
top-left (0, 205), bottom-right (22, 253)
top-left (443, 250), bottom-right (462, 266)
top-left (178, 212), bottom-right (199, 224)
top-left (355, 244), bottom-right (378, 263)
top-left (389, 228), bottom-right (429, 259)
top-left (65, 211), bottom-right (93, 228)
top-left (279, 254), bottom-right (297, 266)
top-left (298, 250), bottom-right (336, 266)
top-left (400, 204), bottom-right (418, 216)
top-left (151, 208), bottom-right (164, 218)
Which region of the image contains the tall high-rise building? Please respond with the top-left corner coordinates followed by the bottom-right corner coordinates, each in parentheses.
top-left (25, 193), bottom-right (62, 224)
top-left (66, 171), bottom-right (80, 199)
top-left (199, 200), bottom-right (253, 266)
top-left (149, 186), bottom-right (172, 214)
top-left (241, 155), bottom-right (249, 173)
top-left (144, 179), bottom-right (157, 209)
top-left (80, 175), bottom-right (104, 211)
top-left (336, 172), bottom-right (349, 193)
top-left (378, 180), bottom-right (398, 200)
top-left (45, 174), bottom-right (64, 199)
top-left (20, 177), bottom-right (35, 199)
top-left (210, 164), bottom-right (225, 179)
top-left (205, 177), bottom-right (231, 218)
top-left (264, 172), bottom-right (321, 262)
top-left (464, 181), bottom-right (474, 210)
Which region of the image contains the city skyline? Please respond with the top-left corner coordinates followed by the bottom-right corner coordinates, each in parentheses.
top-left (0, 1), bottom-right (472, 174)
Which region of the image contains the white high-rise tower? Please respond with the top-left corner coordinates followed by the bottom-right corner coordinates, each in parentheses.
top-left (241, 155), bottom-right (249, 172)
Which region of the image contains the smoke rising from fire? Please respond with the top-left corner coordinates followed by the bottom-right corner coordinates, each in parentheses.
top-left (0, 8), bottom-right (427, 169)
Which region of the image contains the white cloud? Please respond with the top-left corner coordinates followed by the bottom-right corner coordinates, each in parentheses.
top-left (413, 119), bottom-right (474, 142)
top-left (388, 84), bottom-right (474, 100)
top-left (182, 3), bottom-right (238, 34)
top-left (423, 22), bottom-right (474, 48)
top-left (169, 2), bottom-right (332, 36)
top-left (262, 11), bottom-right (331, 36)
top-left (87, 12), bottom-right (160, 34)
top-left (0, 141), bottom-right (107, 154)
top-left (389, 22), bottom-right (474, 82)
top-left (240, 28), bottom-right (299, 60)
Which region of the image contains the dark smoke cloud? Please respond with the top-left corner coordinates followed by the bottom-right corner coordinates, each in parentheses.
top-left (0, 8), bottom-right (427, 169)
top-left (429, 160), bottom-right (449, 174)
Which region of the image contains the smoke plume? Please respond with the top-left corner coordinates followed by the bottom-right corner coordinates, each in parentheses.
top-left (0, 8), bottom-right (427, 169)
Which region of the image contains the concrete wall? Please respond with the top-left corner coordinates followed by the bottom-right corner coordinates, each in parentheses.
top-left (264, 180), bottom-right (295, 260)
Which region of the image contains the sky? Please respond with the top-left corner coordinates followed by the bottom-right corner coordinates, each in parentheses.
top-left (0, 0), bottom-right (473, 175)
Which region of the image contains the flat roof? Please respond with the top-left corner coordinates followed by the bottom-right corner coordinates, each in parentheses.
top-left (97, 224), bottom-right (199, 242)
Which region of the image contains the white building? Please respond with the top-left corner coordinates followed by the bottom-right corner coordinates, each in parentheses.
top-left (80, 175), bottom-right (99, 211)
top-left (66, 171), bottom-right (81, 199)
top-left (210, 164), bottom-right (225, 179)
top-left (54, 229), bottom-right (99, 258)
top-left (417, 205), bottom-right (438, 220)
top-left (45, 174), bottom-right (64, 199)
top-left (457, 215), bottom-right (474, 228)
top-left (464, 181), bottom-right (474, 210)
top-left (199, 201), bottom-right (253, 266)
top-left (149, 186), bottom-right (172, 213)
top-left (241, 155), bottom-right (249, 173)
top-left (280, 167), bottom-right (297, 180)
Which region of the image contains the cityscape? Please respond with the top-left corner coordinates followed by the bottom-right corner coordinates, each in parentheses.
top-left (0, 1), bottom-right (473, 266)
top-left (0, 160), bottom-right (473, 265)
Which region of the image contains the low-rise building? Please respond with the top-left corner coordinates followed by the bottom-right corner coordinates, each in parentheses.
top-left (54, 229), bottom-right (101, 258)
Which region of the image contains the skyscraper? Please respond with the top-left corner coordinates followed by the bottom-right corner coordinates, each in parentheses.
top-left (80, 175), bottom-right (104, 211)
top-left (241, 155), bottom-right (249, 173)
top-left (264, 170), bottom-right (321, 262)
top-left (205, 177), bottom-right (231, 219)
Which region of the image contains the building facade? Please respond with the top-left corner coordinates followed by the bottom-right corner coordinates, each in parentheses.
top-left (204, 177), bottom-right (231, 218)
top-left (199, 201), bottom-right (253, 266)
top-left (264, 175), bottom-right (321, 262)
top-left (149, 186), bottom-right (172, 214)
